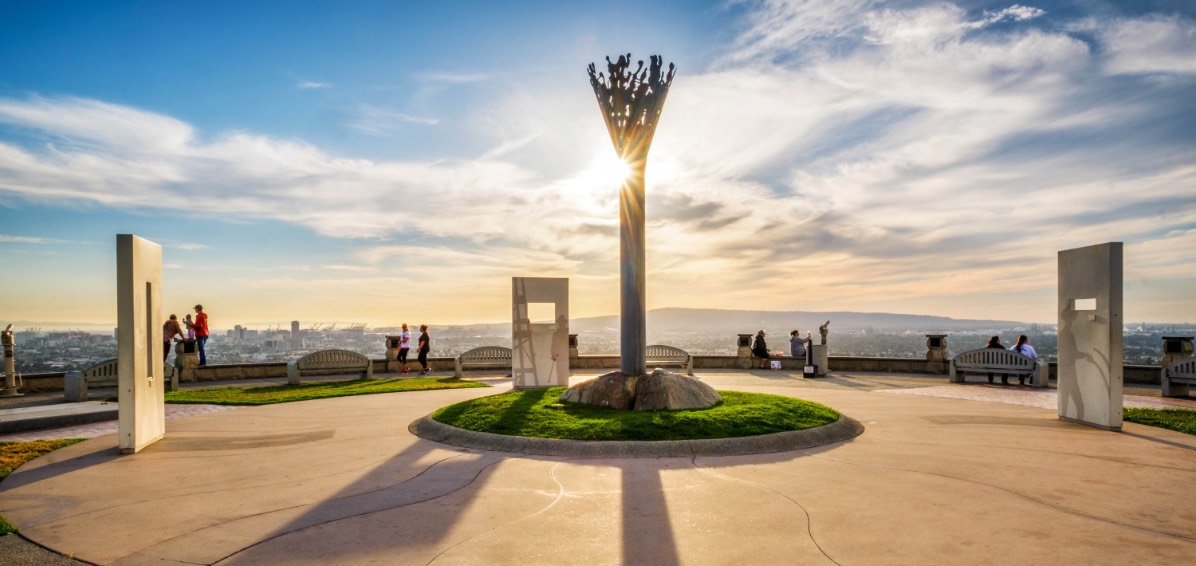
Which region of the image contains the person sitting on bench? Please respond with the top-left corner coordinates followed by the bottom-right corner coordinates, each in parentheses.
top-left (752, 330), bottom-right (771, 369)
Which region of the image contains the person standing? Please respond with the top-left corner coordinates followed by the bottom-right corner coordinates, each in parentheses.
top-left (399, 323), bottom-right (411, 375)
top-left (417, 324), bottom-right (431, 375)
top-left (191, 304), bottom-right (210, 366)
top-left (162, 314), bottom-right (184, 362)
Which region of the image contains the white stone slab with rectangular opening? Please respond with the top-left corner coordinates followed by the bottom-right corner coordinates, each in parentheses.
top-left (1057, 242), bottom-right (1123, 431)
top-left (117, 234), bottom-right (166, 453)
top-left (512, 278), bottom-right (569, 389)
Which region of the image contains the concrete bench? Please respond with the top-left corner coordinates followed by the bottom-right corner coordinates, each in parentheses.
top-left (287, 349), bottom-right (373, 386)
top-left (646, 344), bottom-right (694, 376)
top-left (1162, 358), bottom-right (1196, 398)
top-left (454, 346), bottom-right (513, 378)
top-left (950, 348), bottom-right (1047, 387)
top-left (66, 358), bottom-right (180, 401)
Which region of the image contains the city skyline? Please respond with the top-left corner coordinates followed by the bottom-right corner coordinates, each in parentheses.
top-left (2, 1), bottom-right (1195, 327)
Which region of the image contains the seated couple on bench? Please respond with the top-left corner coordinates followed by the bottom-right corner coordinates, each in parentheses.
top-left (982, 334), bottom-right (1039, 385)
top-left (752, 329), bottom-right (812, 369)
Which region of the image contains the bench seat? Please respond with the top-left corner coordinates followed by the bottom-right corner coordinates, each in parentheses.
top-left (66, 358), bottom-right (179, 401)
top-left (287, 349), bottom-right (372, 385)
top-left (950, 348), bottom-right (1047, 387)
top-left (455, 346), bottom-right (513, 378)
top-left (1162, 358), bottom-right (1196, 397)
top-left (646, 345), bottom-right (694, 376)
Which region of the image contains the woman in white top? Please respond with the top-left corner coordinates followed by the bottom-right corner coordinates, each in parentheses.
top-left (399, 323), bottom-right (411, 375)
top-left (1012, 335), bottom-right (1038, 385)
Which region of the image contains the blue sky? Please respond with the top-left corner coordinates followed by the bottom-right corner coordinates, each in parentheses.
top-left (1, 0), bottom-right (1194, 330)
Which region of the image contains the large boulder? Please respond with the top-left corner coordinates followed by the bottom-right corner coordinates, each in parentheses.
top-left (559, 370), bottom-right (638, 410)
top-left (634, 368), bottom-right (722, 411)
top-left (560, 368), bottom-right (722, 411)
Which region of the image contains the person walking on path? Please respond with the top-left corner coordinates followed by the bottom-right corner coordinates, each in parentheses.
top-left (162, 314), bottom-right (184, 362)
top-left (1012, 335), bottom-right (1038, 386)
top-left (752, 330), bottom-right (771, 369)
top-left (190, 304), bottom-right (210, 366)
top-left (399, 323), bottom-right (411, 375)
top-left (417, 325), bottom-right (431, 375)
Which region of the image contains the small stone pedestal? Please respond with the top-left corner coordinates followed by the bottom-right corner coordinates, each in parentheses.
top-left (925, 334), bottom-right (949, 374)
top-left (736, 334), bottom-right (753, 369)
top-left (809, 344), bottom-right (829, 377)
top-left (1161, 337), bottom-right (1193, 368)
top-left (177, 341), bottom-right (199, 381)
top-left (385, 335), bottom-right (404, 373)
top-left (569, 334), bottom-right (579, 360)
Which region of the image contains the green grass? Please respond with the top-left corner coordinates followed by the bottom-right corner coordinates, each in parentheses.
top-left (1123, 407), bottom-right (1196, 435)
top-left (432, 388), bottom-right (840, 441)
top-left (1, 438), bottom-right (86, 535)
top-left (163, 377), bottom-right (488, 406)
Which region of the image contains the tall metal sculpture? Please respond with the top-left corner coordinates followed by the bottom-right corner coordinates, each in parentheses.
top-left (588, 54), bottom-right (676, 377)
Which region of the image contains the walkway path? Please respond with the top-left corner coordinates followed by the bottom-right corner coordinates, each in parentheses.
top-left (0, 371), bottom-right (1193, 565)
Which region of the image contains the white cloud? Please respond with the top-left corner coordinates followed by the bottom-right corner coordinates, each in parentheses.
top-left (0, 234), bottom-right (70, 244)
top-left (297, 81), bottom-right (333, 90)
top-left (344, 103), bottom-right (440, 136)
top-left (1094, 14), bottom-right (1196, 75)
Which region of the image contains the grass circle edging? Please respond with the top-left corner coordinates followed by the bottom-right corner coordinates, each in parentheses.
top-left (409, 413), bottom-right (864, 458)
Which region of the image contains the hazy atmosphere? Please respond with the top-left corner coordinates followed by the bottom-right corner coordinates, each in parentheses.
top-left (2, 0), bottom-right (1194, 329)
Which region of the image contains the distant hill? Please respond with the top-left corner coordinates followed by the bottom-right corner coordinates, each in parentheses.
top-left (567, 308), bottom-right (1030, 333)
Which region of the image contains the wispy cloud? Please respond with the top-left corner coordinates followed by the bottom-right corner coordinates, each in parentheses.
top-left (170, 242), bottom-right (208, 251)
top-left (414, 72), bottom-right (491, 84)
top-left (297, 80), bottom-right (333, 90)
top-left (0, 234), bottom-right (71, 244)
top-left (344, 103), bottom-right (439, 136)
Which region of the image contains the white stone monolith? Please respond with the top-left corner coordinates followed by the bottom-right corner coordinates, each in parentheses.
top-left (117, 234), bottom-right (166, 453)
top-left (512, 277), bottom-right (569, 389)
top-left (1057, 242), bottom-right (1123, 431)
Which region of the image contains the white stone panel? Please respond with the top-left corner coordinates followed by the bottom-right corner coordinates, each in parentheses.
top-left (512, 278), bottom-right (569, 389)
top-left (117, 234), bottom-right (166, 453)
top-left (1057, 242), bottom-right (1123, 431)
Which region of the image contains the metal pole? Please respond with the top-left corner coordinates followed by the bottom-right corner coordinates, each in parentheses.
top-left (620, 159), bottom-right (647, 376)
top-left (2, 324), bottom-right (23, 397)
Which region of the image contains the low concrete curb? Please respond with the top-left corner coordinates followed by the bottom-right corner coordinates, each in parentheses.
top-left (409, 413), bottom-right (864, 458)
top-left (0, 402), bottom-right (118, 434)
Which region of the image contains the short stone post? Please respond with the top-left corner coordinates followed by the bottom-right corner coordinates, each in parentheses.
top-left (736, 334), bottom-right (753, 369)
top-left (64, 370), bottom-right (86, 402)
top-left (177, 340), bottom-right (200, 381)
top-left (385, 335), bottom-right (403, 373)
top-left (925, 334), bottom-right (949, 374)
top-left (568, 334), bottom-right (579, 360)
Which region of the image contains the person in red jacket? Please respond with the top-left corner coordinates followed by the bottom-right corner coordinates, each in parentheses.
top-left (190, 304), bottom-right (210, 366)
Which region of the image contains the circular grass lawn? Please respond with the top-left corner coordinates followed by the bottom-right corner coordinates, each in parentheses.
top-left (431, 387), bottom-right (840, 441)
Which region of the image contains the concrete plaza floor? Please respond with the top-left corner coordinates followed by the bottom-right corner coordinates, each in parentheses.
top-left (1, 370), bottom-right (1194, 565)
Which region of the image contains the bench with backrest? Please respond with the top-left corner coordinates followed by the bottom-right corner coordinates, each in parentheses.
top-left (287, 349), bottom-right (373, 386)
top-left (950, 348), bottom-right (1047, 387)
top-left (646, 344), bottom-right (694, 376)
top-left (1162, 358), bottom-right (1196, 398)
top-left (454, 346), bottom-right (513, 378)
top-left (66, 358), bottom-right (179, 401)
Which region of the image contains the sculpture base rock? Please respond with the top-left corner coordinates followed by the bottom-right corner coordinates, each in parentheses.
top-left (560, 368), bottom-right (722, 411)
